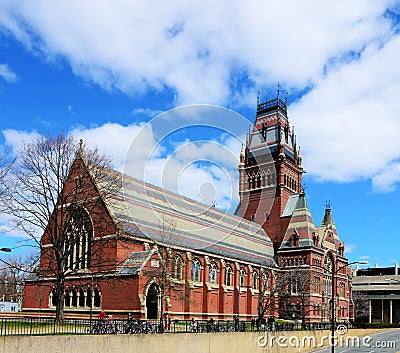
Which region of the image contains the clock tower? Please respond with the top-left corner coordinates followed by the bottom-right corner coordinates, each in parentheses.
top-left (236, 90), bottom-right (303, 252)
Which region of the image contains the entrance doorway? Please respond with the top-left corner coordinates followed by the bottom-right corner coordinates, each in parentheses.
top-left (146, 283), bottom-right (159, 319)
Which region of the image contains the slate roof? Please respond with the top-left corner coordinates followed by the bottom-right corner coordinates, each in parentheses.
top-left (118, 250), bottom-right (154, 275)
top-left (280, 192), bottom-right (316, 249)
top-left (98, 168), bottom-right (275, 267)
top-left (316, 207), bottom-right (340, 247)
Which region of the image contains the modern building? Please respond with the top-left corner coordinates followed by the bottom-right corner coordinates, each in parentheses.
top-left (352, 265), bottom-right (400, 324)
top-left (23, 96), bottom-right (352, 322)
top-left (0, 301), bottom-right (19, 313)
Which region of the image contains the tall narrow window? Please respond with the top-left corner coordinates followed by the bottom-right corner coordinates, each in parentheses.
top-left (79, 288), bottom-right (85, 307)
top-left (64, 207), bottom-right (93, 271)
top-left (239, 268), bottom-right (246, 287)
top-left (324, 255), bottom-right (333, 296)
top-left (225, 266), bottom-right (233, 286)
top-left (172, 255), bottom-right (183, 280)
top-left (209, 262), bottom-right (218, 284)
top-left (252, 271), bottom-right (259, 290)
top-left (191, 259), bottom-right (201, 282)
top-left (94, 287), bottom-right (101, 307)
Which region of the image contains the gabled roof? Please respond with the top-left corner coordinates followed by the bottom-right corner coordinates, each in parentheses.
top-left (280, 192), bottom-right (316, 249)
top-left (98, 167), bottom-right (275, 267)
top-left (316, 207), bottom-right (340, 248)
top-left (118, 250), bottom-right (155, 275)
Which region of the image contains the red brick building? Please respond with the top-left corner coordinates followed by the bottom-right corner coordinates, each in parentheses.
top-left (23, 97), bottom-right (352, 322)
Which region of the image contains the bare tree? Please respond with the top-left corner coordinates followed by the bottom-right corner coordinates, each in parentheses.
top-left (140, 215), bottom-right (191, 329)
top-left (0, 250), bottom-right (38, 304)
top-left (0, 147), bottom-right (14, 210)
top-left (279, 267), bottom-right (312, 323)
top-left (352, 291), bottom-right (369, 322)
top-left (256, 266), bottom-right (284, 327)
top-left (3, 133), bottom-right (121, 319)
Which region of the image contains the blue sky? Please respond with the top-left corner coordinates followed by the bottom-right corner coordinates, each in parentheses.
top-left (0, 1), bottom-right (400, 267)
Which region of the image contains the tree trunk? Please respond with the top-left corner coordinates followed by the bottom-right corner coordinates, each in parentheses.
top-left (55, 277), bottom-right (65, 321)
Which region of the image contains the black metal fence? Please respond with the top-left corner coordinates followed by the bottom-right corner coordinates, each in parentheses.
top-left (0, 317), bottom-right (334, 336)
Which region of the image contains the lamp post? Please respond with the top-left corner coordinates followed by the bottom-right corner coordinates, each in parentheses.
top-left (330, 261), bottom-right (368, 353)
top-left (0, 248), bottom-right (11, 253)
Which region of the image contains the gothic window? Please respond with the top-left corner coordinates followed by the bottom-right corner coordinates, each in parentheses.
top-left (191, 259), bottom-right (201, 282)
top-left (261, 271), bottom-right (269, 291)
top-left (94, 287), bottom-right (101, 307)
top-left (86, 288), bottom-right (92, 307)
top-left (79, 288), bottom-right (85, 307)
top-left (252, 271), bottom-right (259, 290)
top-left (71, 288), bottom-right (78, 307)
top-left (65, 289), bottom-right (71, 307)
top-left (339, 282), bottom-right (345, 297)
top-left (324, 254), bottom-right (333, 297)
top-left (267, 172), bottom-right (272, 186)
top-left (209, 262), bottom-right (218, 284)
top-left (64, 207), bottom-right (93, 271)
top-left (239, 268), bottom-right (246, 287)
top-left (225, 265), bottom-right (233, 286)
top-left (171, 255), bottom-right (183, 280)
top-left (313, 276), bottom-right (321, 293)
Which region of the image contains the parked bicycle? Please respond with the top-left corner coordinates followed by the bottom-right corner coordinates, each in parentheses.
top-left (89, 319), bottom-right (118, 334)
top-left (123, 319), bottom-right (158, 334)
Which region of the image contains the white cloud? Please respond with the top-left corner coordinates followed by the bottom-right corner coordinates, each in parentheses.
top-left (291, 33), bottom-right (400, 190)
top-left (0, 0), bottom-right (399, 191)
top-left (344, 243), bottom-right (356, 254)
top-left (3, 129), bottom-right (40, 152)
top-left (0, 1), bottom-right (394, 104)
top-left (3, 118), bottom-right (241, 213)
top-left (0, 63), bottom-right (18, 83)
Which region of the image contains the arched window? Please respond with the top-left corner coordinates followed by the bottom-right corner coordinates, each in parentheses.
top-left (252, 271), bottom-right (259, 290)
top-left (64, 207), bottom-right (93, 271)
top-left (64, 289), bottom-right (71, 307)
top-left (209, 262), bottom-right (218, 284)
top-left (239, 268), bottom-right (246, 287)
top-left (324, 254), bottom-right (333, 297)
top-left (86, 288), bottom-right (92, 307)
top-left (71, 288), bottom-right (78, 307)
top-left (79, 288), bottom-right (85, 307)
top-left (225, 265), bottom-right (233, 286)
top-left (339, 282), bottom-right (345, 297)
top-left (94, 287), bottom-right (101, 307)
top-left (191, 259), bottom-right (201, 282)
top-left (314, 276), bottom-right (321, 293)
top-left (261, 271), bottom-right (269, 291)
top-left (171, 255), bottom-right (183, 280)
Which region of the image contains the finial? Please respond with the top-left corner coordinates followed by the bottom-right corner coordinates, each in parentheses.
top-left (79, 139), bottom-right (83, 153)
top-left (285, 90), bottom-right (288, 106)
top-left (277, 82), bottom-right (280, 100)
top-left (257, 89), bottom-right (260, 105)
top-left (325, 200), bottom-right (332, 209)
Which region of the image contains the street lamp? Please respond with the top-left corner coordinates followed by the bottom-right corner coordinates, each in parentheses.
top-left (0, 248), bottom-right (11, 252)
top-left (330, 261), bottom-right (368, 353)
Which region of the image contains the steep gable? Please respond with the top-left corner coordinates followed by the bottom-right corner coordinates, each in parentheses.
top-left (279, 191), bottom-right (316, 248)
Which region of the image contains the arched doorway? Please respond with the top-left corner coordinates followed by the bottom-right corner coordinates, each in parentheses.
top-left (146, 283), bottom-right (159, 319)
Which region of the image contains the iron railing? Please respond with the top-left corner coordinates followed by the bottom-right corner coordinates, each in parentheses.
top-left (0, 317), bottom-right (335, 336)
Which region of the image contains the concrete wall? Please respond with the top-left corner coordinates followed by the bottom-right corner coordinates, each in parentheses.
top-left (0, 329), bottom-right (384, 353)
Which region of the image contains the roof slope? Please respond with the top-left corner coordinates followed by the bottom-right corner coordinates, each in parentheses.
top-left (280, 191), bottom-right (316, 249)
top-left (99, 168), bottom-right (275, 266)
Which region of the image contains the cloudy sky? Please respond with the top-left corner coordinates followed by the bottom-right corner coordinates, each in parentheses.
top-left (0, 0), bottom-right (399, 267)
